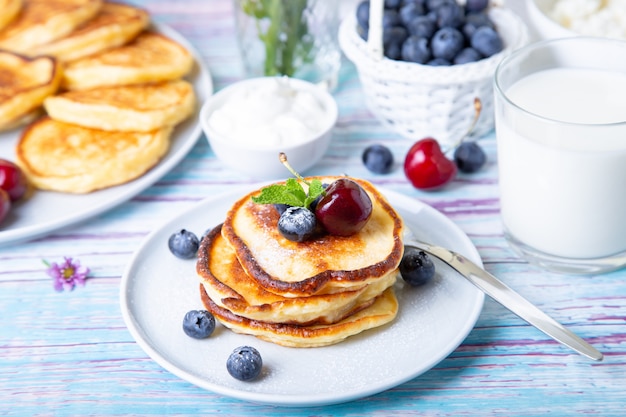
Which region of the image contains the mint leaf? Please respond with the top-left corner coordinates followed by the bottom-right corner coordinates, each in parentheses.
top-left (251, 178), bottom-right (326, 208)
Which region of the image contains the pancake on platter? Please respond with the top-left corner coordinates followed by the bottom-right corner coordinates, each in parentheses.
top-left (0, 52), bottom-right (61, 132)
top-left (197, 224), bottom-right (398, 325)
top-left (200, 284), bottom-right (398, 348)
top-left (221, 176), bottom-right (405, 297)
top-left (0, 0), bottom-right (22, 32)
top-left (30, 1), bottom-right (150, 62)
top-left (0, 0), bottom-right (103, 54)
top-left (61, 31), bottom-right (194, 90)
top-left (44, 79), bottom-right (196, 131)
top-left (15, 116), bottom-right (171, 193)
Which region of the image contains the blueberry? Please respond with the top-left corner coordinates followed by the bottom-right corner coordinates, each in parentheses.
top-left (435, 1), bottom-right (464, 28)
top-left (362, 144), bottom-right (394, 174)
top-left (426, 0), bottom-right (450, 11)
top-left (356, 1), bottom-right (370, 29)
top-left (278, 206), bottom-right (317, 242)
top-left (385, 0), bottom-right (403, 8)
top-left (273, 203), bottom-right (290, 215)
top-left (427, 57), bottom-right (451, 66)
top-left (383, 25), bottom-right (409, 48)
top-left (470, 26), bottom-right (503, 57)
top-left (405, 15), bottom-right (436, 38)
top-left (431, 27), bottom-right (464, 61)
top-left (454, 141), bottom-right (486, 173)
top-left (182, 310), bottom-right (215, 339)
top-left (226, 346), bottom-right (263, 381)
top-left (384, 41), bottom-right (402, 59)
top-left (399, 2), bottom-right (425, 27)
top-left (168, 229), bottom-right (200, 259)
top-left (401, 35), bottom-right (431, 63)
top-left (465, 0), bottom-right (489, 13)
top-left (453, 47), bottom-right (482, 64)
top-left (400, 247), bottom-right (436, 286)
top-left (383, 9), bottom-right (402, 28)
top-left (462, 12), bottom-right (494, 38)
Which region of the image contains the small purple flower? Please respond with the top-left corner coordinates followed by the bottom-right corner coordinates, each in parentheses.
top-left (44, 257), bottom-right (90, 292)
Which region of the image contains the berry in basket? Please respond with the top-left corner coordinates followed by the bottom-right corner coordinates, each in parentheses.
top-left (356, 0), bottom-right (503, 66)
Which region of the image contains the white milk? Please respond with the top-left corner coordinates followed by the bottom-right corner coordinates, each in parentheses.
top-left (497, 67), bottom-right (626, 259)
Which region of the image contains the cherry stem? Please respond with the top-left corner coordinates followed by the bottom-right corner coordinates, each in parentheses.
top-left (444, 97), bottom-right (482, 154)
top-left (279, 152), bottom-right (311, 186)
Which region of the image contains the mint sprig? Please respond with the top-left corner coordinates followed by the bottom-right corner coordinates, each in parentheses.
top-left (251, 178), bottom-right (325, 209)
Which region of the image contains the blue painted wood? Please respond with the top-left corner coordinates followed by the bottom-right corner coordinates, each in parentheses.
top-left (1, 0), bottom-right (625, 416)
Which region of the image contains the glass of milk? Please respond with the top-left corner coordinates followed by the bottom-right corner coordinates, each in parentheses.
top-left (494, 37), bottom-right (626, 274)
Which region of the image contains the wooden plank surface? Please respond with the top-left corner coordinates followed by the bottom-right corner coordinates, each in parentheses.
top-left (1, 0), bottom-right (625, 415)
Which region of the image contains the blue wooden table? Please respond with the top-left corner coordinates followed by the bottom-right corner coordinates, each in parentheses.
top-left (1, 1), bottom-right (625, 415)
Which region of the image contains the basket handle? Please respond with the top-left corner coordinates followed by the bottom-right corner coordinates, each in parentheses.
top-left (367, 0), bottom-right (385, 61)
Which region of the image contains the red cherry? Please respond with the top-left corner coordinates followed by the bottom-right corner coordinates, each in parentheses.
top-left (315, 178), bottom-right (373, 236)
top-left (0, 159), bottom-right (27, 201)
top-left (403, 138), bottom-right (457, 190)
top-left (0, 189), bottom-right (11, 225)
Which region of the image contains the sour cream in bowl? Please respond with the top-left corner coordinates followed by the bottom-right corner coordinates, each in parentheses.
top-left (200, 77), bottom-right (337, 179)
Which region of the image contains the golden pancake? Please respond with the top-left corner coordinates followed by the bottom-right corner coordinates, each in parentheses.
top-left (221, 177), bottom-right (404, 297)
top-left (198, 224), bottom-right (398, 325)
top-left (44, 80), bottom-right (195, 131)
top-left (30, 2), bottom-right (150, 62)
top-left (0, 0), bottom-right (103, 54)
top-left (0, 0), bottom-right (22, 32)
top-left (15, 116), bottom-right (171, 193)
top-left (201, 285), bottom-right (398, 348)
top-left (61, 31), bottom-right (194, 90)
top-left (0, 51), bottom-right (61, 132)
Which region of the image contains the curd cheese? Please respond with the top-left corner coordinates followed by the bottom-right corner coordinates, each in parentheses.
top-left (207, 79), bottom-right (329, 148)
top-left (549, 0), bottom-right (626, 39)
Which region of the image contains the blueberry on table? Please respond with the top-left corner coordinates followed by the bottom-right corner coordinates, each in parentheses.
top-left (168, 229), bottom-right (200, 259)
top-left (227, 346), bottom-right (263, 381)
top-left (400, 247), bottom-right (436, 286)
top-left (454, 141), bottom-right (486, 173)
top-left (182, 310), bottom-right (215, 339)
top-left (278, 206), bottom-right (317, 242)
top-left (362, 144), bottom-right (394, 174)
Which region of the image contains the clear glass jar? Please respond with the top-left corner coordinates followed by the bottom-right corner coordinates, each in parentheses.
top-left (234, 0), bottom-right (341, 90)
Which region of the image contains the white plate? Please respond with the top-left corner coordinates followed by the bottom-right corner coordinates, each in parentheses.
top-left (0, 23), bottom-right (213, 246)
top-left (120, 186), bottom-right (485, 407)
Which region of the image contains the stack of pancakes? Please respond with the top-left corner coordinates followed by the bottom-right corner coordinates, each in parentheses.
top-left (197, 177), bottom-right (405, 348)
top-left (0, 0), bottom-right (196, 193)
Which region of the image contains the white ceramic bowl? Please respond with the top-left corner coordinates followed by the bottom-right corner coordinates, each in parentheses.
top-left (200, 77), bottom-right (337, 179)
top-left (527, 0), bottom-right (626, 40)
top-left (526, 0), bottom-right (578, 40)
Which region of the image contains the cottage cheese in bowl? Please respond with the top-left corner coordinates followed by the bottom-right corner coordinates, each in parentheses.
top-left (200, 77), bottom-right (337, 179)
top-left (529, 0), bottom-right (626, 39)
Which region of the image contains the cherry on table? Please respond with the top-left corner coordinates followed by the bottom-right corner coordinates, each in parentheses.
top-left (403, 138), bottom-right (457, 190)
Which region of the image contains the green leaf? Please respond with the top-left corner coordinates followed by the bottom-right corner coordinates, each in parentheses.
top-left (251, 178), bottom-right (326, 208)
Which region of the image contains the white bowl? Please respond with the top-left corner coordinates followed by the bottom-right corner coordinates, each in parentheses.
top-left (200, 77), bottom-right (337, 179)
top-left (526, 0), bottom-right (578, 40)
top-left (527, 0), bottom-right (626, 40)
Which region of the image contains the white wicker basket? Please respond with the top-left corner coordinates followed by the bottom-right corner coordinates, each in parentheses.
top-left (339, 1), bottom-right (528, 147)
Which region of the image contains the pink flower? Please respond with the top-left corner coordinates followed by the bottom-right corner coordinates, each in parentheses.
top-left (45, 257), bottom-right (90, 292)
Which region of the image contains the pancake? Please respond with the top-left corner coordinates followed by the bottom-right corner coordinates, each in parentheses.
top-left (44, 79), bottom-right (195, 131)
top-left (15, 116), bottom-right (171, 193)
top-left (198, 224), bottom-right (398, 325)
top-left (30, 2), bottom-right (150, 62)
top-left (0, 0), bottom-right (22, 32)
top-left (0, 52), bottom-right (62, 132)
top-left (0, 0), bottom-right (103, 54)
top-left (221, 177), bottom-right (404, 297)
top-left (200, 284), bottom-right (398, 348)
top-left (61, 31), bottom-right (194, 90)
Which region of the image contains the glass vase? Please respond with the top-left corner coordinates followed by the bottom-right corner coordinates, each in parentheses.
top-left (234, 0), bottom-right (341, 90)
